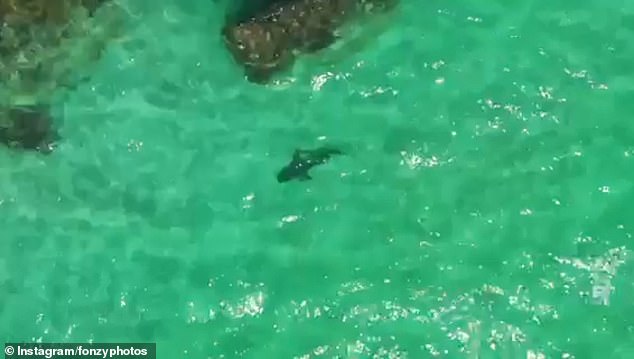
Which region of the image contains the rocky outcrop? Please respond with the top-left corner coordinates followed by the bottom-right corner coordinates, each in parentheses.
top-left (0, 104), bottom-right (57, 153)
top-left (222, 0), bottom-right (397, 83)
top-left (0, 0), bottom-right (115, 101)
top-left (0, 0), bottom-right (119, 153)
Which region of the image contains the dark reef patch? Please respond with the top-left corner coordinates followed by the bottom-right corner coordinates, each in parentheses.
top-left (221, 0), bottom-right (397, 83)
top-left (0, 105), bottom-right (59, 153)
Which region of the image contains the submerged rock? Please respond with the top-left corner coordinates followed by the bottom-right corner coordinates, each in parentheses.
top-left (0, 0), bottom-right (117, 102)
top-left (0, 104), bottom-right (58, 153)
top-left (221, 0), bottom-right (397, 83)
top-left (0, 0), bottom-right (106, 24)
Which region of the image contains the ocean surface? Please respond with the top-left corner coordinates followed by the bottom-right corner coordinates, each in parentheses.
top-left (1, 0), bottom-right (634, 358)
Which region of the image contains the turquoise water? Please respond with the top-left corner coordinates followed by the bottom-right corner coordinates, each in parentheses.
top-left (2, 0), bottom-right (634, 357)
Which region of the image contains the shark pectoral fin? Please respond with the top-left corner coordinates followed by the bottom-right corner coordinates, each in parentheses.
top-left (299, 173), bottom-right (312, 181)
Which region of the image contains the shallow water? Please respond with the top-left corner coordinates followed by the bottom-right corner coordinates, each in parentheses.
top-left (1, 0), bottom-right (634, 358)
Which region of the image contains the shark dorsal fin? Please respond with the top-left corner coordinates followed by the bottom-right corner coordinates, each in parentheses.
top-left (292, 149), bottom-right (301, 161)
